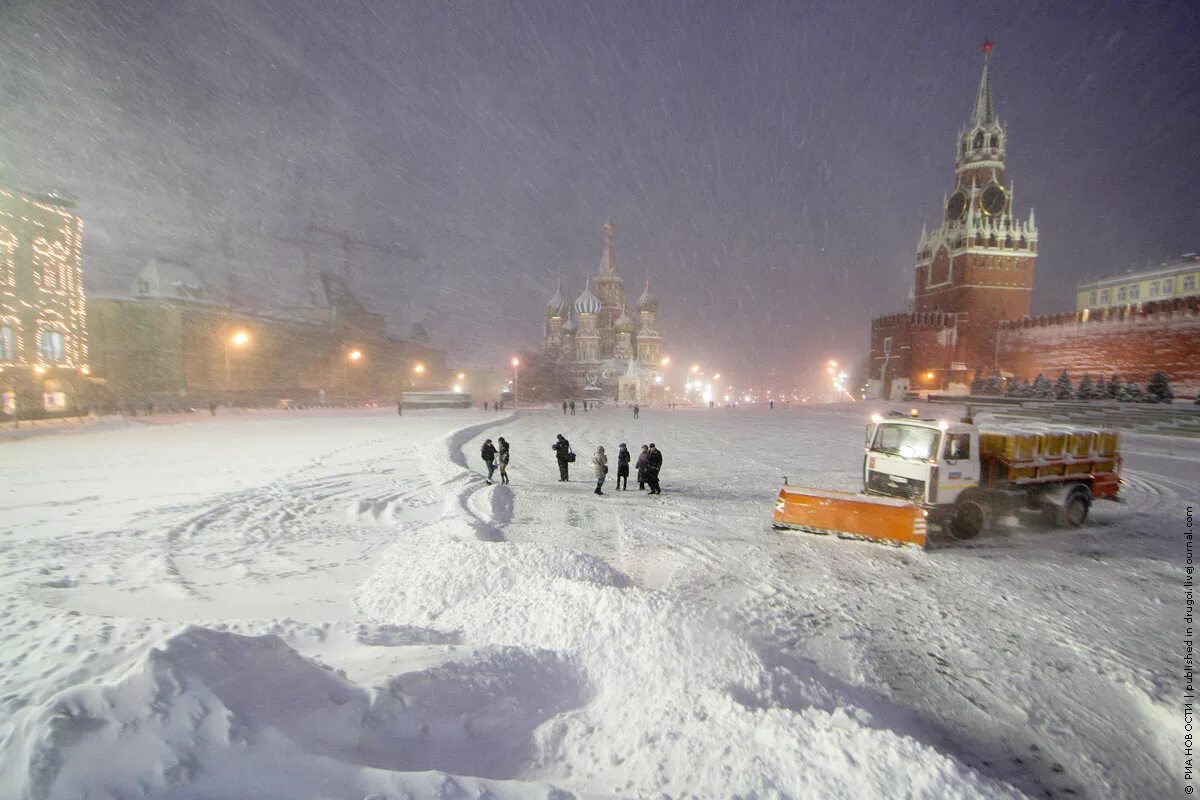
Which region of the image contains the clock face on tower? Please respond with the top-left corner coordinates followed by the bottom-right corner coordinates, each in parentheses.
top-left (946, 192), bottom-right (966, 221)
top-left (980, 185), bottom-right (1007, 216)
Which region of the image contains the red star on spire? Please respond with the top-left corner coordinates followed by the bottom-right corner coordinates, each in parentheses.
top-left (982, 39), bottom-right (994, 55)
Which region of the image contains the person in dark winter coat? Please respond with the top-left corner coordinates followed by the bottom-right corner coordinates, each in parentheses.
top-left (562, 400), bottom-right (568, 415)
top-left (592, 446), bottom-right (608, 495)
top-left (481, 439), bottom-right (498, 484)
top-left (633, 403), bottom-right (640, 419)
top-left (552, 434), bottom-right (572, 481)
top-left (497, 437), bottom-right (510, 484)
top-left (616, 443), bottom-right (631, 490)
top-left (569, 400), bottom-right (576, 416)
top-left (645, 443), bottom-right (663, 494)
top-left (635, 444), bottom-right (650, 490)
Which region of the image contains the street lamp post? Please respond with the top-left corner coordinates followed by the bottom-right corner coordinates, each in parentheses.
top-left (511, 357), bottom-right (520, 406)
top-left (224, 329), bottom-right (250, 390)
top-left (344, 349), bottom-right (363, 399)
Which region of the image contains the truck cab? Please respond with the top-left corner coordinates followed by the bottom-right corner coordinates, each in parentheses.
top-left (863, 417), bottom-right (980, 508)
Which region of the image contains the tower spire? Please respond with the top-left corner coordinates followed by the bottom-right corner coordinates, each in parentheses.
top-left (598, 217), bottom-right (617, 276)
top-left (970, 40), bottom-right (997, 127)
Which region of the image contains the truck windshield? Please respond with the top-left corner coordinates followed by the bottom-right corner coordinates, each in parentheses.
top-left (871, 424), bottom-right (940, 461)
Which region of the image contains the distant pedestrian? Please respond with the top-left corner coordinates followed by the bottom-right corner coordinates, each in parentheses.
top-left (497, 437), bottom-right (510, 484)
top-left (209, 400), bottom-right (218, 416)
top-left (552, 434), bottom-right (572, 481)
top-left (583, 401), bottom-right (589, 413)
top-left (769, 399), bottom-right (774, 410)
top-left (397, 400), bottom-right (403, 416)
top-left (592, 446), bottom-right (608, 495)
top-left (645, 443), bottom-right (663, 494)
top-left (569, 401), bottom-right (576, 416)
top-left (484, 401), bottom-right (489, 412)
top-left (481, 438), bottom-right (498, 484)
top-left (617, 443), bottom-right (630, 490)
top-left (633, 403), bottom-right (640, 419)
top-left (562, 400), bottom-right (568, 415)
top-left (636, 444), bottom-right (650, 490)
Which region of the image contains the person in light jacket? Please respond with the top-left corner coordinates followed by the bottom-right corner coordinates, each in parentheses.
top-left (592, 446), bottom-right (608, 495)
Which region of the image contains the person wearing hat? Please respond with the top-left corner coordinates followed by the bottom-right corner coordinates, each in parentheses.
top-left (635, 444), bottom-right (650, 490)
top-left (645, 443), bottom-right (663, 495)
top-left (616, 443), bottom-right (631, 490)
top-left (592, 446), bottom-right (609, 495)
top-left (552, 434), bottom-right (572, 481)
top-left (481, 438), bottom-right (498, 485)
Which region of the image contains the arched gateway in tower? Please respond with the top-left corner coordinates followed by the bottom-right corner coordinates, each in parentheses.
top-left (870, 42), bottom-right (1039, 399)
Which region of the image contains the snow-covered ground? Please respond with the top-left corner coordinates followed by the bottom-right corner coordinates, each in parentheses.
top-left (0, 405), bottom-right (1185, 798)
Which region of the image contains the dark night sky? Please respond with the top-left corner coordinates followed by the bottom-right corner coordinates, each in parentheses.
top-left (2, 0), bottom-right (1197, 389)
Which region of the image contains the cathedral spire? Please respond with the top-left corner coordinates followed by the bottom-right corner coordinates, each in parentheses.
top-left (970, 40), bottom-right (997, 127)
top-left (598, 217), bottom-right (617, 277)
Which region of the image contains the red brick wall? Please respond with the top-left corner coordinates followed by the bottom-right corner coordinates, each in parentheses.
top-left (997, 297), bottom-right (1200, 392)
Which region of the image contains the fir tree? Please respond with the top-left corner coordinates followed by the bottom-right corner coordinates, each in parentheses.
top-left (1077, 374), bottom-right (1094, 401)
top-left (1117, 380), bottom-right (1144, 403)
top-left (1053, 371), bottom-right (1074, 400)
top-left (1146, 371), bottom-right (1173, 403)
top-left (970, 375), bottom-right (985, 396)
top-left (1106, 374), bottom-right (1122, 399)
top-left (983, 372), bottom-right (1005, 396)
top-left (1031, 373), bottom-right (1052, 399)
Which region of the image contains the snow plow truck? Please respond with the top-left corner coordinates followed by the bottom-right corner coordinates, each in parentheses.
top-left (772, 413), bottom-right (1121, 548)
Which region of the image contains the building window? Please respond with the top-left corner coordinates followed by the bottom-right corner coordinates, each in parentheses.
top-left (1100, 289), bottom-right (1111, 304)
top-left (0, 326), bottom-right (13, 361)
top-left (883, 336), bottom-right (892, 355)
top-left (1185, 275), bottom-right (1197, 292)
top-left (1163, 278), bottom-right (1174, 295)
top-left (1129, 284), bottom-right (1140, 300)
top-left (973, 131), bottom-right (984, 149)
top-left (990, 135), bottom-right (1000, 148)
top-left (1149, 281), bottom-right (1159, 298)
top-left (1116, 286), bottom-right (1126, 301)
top-left (37, 330), bottom-right (65, 363)
top-left (1089, 291), bottom-right (1097, 305)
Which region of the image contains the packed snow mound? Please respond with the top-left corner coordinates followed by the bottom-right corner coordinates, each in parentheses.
top-left (357, 532), bottom-right (1024, 798)
top-left (0, 625), bottom-right (574, 800)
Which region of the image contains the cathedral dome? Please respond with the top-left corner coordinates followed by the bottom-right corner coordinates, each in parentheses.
top-left (546, 280), bottom-right (569, 317)
top-left (614, 307), bottom-right (635, 332)
top-left (636, 279), bottom-right (658, 312)
top-left (574, 282), bottom-right (602, 315)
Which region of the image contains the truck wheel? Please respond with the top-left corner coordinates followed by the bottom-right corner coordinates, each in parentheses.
top-left (1050, 485), bottom-right (1091, 529)
top-left (948, 498), bottom-right (988, 540)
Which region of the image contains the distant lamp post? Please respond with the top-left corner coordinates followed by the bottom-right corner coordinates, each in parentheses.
top-left (690, 364), bottom-right (700, 374)
top-left (224, 329), bottom-right (251, 389)
top-left (511, 357), bottom-right (520, 405)
top-left (344, 348), bottom-right (364, 398)
top-left (660, 356), bottom-right (671, 366)
top-left (410, 361), bottom-right (426, 391)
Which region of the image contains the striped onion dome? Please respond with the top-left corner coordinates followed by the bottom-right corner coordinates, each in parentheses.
top-left (546, 279), bottom-right (569, 317)
top-left (636, 278), bottom-right (658, 312)
top-left (614, 307), bottom-right (635, 332)
top-left (574, 280), bottom-right (602, 315)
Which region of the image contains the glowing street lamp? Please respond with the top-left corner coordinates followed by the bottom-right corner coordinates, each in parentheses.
top-left (691, 364), bottom-right (700, 374)
top-left (224, 329), bottom-right (252, 388)
top-left (339, 349), bottom-right (365, 398)
top-left (660, 355), bottom-right (671, 366)
top-left (457, 372), bottom-right (466, 381)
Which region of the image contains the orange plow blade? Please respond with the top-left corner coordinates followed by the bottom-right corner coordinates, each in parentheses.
top-left (772, 486), bottom-right (927, 548)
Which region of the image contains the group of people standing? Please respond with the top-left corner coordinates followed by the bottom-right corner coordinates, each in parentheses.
top-left (479, 437), bottom-right (511, 485)
top-left (552, 434), bottom-right (662, 496)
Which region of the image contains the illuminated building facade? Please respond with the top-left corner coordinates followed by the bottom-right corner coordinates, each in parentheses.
top-left (0, 185), bottom-right (90, 413)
